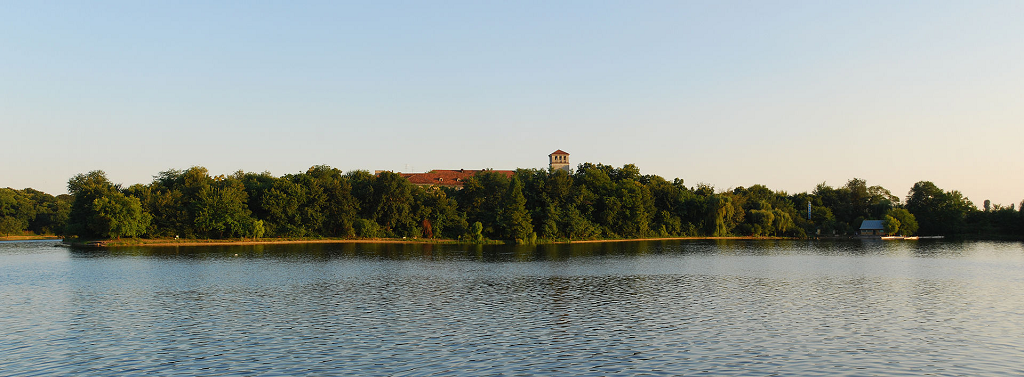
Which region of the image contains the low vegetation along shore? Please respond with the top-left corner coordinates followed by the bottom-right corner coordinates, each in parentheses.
top-left (0, 235), bottom-right (62, 241)
top-left (3, 162), bottom-right (1022, 244)
top-left (70, 236), bottom-right (787, 248)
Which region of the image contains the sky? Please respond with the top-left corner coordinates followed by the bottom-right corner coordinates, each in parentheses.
top-left (3, 0), bottom-right (1023, 206)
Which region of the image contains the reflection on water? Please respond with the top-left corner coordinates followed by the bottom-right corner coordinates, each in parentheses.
top-left (57, 238), bottom-right (1004, 261)
top-left (2, 239), bottom-right (1024, 375)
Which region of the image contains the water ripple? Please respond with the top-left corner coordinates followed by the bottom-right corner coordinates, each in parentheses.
top-left (2, 240), bottom-right (1024, 375)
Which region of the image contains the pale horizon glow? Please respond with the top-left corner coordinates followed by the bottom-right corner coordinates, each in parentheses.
top-left (3, 1), bottom-right (1022, 206)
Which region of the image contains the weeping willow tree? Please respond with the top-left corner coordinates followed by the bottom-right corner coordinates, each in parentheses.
top-left (705, 195), bottom-right (734, 237)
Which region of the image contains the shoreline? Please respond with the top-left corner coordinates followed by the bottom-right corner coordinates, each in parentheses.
top-left (561, 236), bottom-right (790, 244)
top-left (71, 238), bottom-right (466, 248)
top-left (68, 236), bottom-right (795, 248)
top-left (0, 235), bottom-right (62, 241)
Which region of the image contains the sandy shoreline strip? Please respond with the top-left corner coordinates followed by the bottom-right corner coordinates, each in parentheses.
top-left (0, 236), bottom-right (62, 241)
top-left (86, 239), bottom-right (450, 247)
top-left (559, 236), bottom-right (786, 244)
top-left (79, 236), bottom-right (788, 248)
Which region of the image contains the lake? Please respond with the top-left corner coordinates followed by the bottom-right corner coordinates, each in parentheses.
top-left (2, 239), bottom-right (1023, 375)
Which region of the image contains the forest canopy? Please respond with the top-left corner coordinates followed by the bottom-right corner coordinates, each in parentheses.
top-left (3, 163), bottom-right (1021, 241)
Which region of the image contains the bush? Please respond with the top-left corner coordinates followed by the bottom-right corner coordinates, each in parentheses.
top-left (467, 221), bottom-right (483, 242)
top-left (354, 219), bottom-right (382, 238)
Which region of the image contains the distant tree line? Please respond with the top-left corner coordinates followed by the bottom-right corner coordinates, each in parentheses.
top-left (3, 163), bottom-right (1022, 241)
top-left (0, 188), bottom-right (72, 237)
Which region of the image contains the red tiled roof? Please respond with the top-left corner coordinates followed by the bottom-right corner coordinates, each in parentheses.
top-left (549, 149), bottom-right (569, 156)
top-left (398, 169), bottom-right (515, 187)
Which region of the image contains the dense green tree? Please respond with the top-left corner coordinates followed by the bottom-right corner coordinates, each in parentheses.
top-left (647, 176), bottom-right (689, 235)
top-left (0, 216), bottom-right (26, 236)
top-left (66, 171), bottom-right (124, 238)
top-left (545, 169), bottom-right (574, 205)
top-left (772, 208), bottom-right (793, 236)
top-left (65, 172), bottom-right (153, 239)
top-left (123, 183), bottom-right (156, 234)
top-left (810, 206), bottom-right (838, 236)
top-left (883, 215), bottom-right (900, 235)
top-left (301, 165), bottom-right (359, 237)
top-left (538, 205), bottom-right (560, 238)
top-left (467, 221), bottom-right (484, 242)
top-left (257, 176), bottom-right (306, 237)
top-left (886, 208), bottom-right (918, 236)
top-left (808, 179), bottom-right (898, 236)
top-left (532, 168), bottom-right (580, 239)
top-left (141, 169), bottom-right (191, 237)
top-left (193, 175), bottom-right (257, 238)
top-left (749, 209), bottom-right (774, 236)
top-left (715, 184), bottom-right (805, 237)
top-left (562, 203), bottom-right (600, 240)
top-left (573, 163), bottom-right (615, 199)
top-left (17, 188), bottom-right (70, 235)
top-left (0, 188), bottom-right (32, 235)
top-left (345, 170), bottom-right (376, 218)
top-left (414, 188), bottom-right (466, 239)
top-left (611, 180), bottom-right (653, 237)
top-left (286, 171), bottom-right (326, 235)
top-left (33, 162), bottom-right (1018, 241)
top-left (514, 169), bottom-right (549, 233)
top-left (497, 175), bottom-right (534, 243)
top-left (843, 178), bottom-right (871, 221)
top-left (91, 193), bottom-right (152, 239)
top-left (353, 219), bottom-right (382, 238)
top-left (705, 195), bottom-right (734, 236)
top-left (866, 184), bottom-right (898, 219)
top-left (369, 171), bottom-right (417, 237)
top-left (973, 203), bottom-right (1022, 238)
top-left (238, 171), bottom-right (284, 235)
top-left (568, 164), bottom-right (661, 238)
top-left (459, 171), bottom-right (510, 238)
top-left (906, 181), bottom-right (976, 236)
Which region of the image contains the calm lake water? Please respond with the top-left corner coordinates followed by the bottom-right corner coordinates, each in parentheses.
top-left (3, 239), bottom-right (1024, 376)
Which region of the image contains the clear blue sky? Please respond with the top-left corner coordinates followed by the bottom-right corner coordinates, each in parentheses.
top-left (3, 0), bottom-right (1022, 206)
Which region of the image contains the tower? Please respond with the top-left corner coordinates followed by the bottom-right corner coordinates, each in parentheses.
top-left (548, 150), bottom-right (570, 172)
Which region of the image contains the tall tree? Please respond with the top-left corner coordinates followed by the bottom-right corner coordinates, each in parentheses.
top-left (883, 215), bottom-right (900, 235)
top-left (193, 175), bottom-right (257, 238)
top-left (370, 171), bottom-right (416, 236)
top-left (886, 208), bottom-right (918, 236)
top-left (66, 171), bottom-right (122, 238)
top-left (906, 181), bottom-right (975, 236)
top-left (304, 166), bottom-right (359, 237)
top-left (705, 195), bottom-right (734, 237)
top-left (0, 188), bottom-right (32, 236)
top-left (143, 169), bottom-right (191, 237)
top-left (414, 188), bottom-right (466, 239)
top-left (458, 171), bottom-right (510, 238)
top-left (497, 175), bottom-right (534, 243)
top-left (612, 180), bottom-right (653, 237)
top-left (91, 193), bottom-right (152, 239)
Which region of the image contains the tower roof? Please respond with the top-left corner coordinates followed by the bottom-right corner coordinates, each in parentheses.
top-left (549, 149), bottom-right (569, 156)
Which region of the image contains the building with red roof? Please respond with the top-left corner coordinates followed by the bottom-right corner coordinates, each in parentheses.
top-left (389, 150), bottom-right (569, 188)
top-left (397, 169), bottom-right (515, 188)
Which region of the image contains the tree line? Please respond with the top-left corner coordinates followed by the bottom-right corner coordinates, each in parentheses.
top-left (2, 163), bottom-right (1022, 241)
top-left (0, 188), bottom-right (71, 236)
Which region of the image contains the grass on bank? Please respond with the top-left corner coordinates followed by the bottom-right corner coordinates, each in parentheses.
top-left (65, 235), bottom-right (792, 248)
top-left (0, 234), bottom-right (62, 241)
